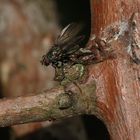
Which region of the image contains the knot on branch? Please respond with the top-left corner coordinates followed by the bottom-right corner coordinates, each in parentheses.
top-left (57, 91), bottom-right (73, 110)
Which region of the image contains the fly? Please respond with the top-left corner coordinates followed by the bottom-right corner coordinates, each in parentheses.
top-left (41, 23), bottom-right (112, 81)
top-left (41, 23), bottom-right (85, 68)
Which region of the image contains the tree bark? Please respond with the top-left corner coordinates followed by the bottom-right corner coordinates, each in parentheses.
top-left (0, 0), bottom-right (139, 140)
top-left (0, 81), bottom-right (96, 127)
top-left (90, 0), bottom-right (140, 139)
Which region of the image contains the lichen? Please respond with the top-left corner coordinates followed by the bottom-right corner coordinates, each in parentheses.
top-left (60, 64), bottom-right (86, 86)
top-left (57, 92), bottom-right (73, 110)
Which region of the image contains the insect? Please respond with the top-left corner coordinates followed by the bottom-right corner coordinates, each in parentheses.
top-left (41, 23), bottom-right (111, 81)
top-left (41, 23), bottom-right (86, 67)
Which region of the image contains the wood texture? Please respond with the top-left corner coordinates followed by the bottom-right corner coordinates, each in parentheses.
top-left (0, 1), bottom-right (139, 140)
top-left (89, 0), bottom-right (140, 139)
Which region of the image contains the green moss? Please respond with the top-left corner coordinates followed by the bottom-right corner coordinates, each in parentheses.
top-left (60, 64), bottom-right (85, 86)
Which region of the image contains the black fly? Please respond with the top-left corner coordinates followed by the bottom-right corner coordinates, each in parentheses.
top-left (41, 23), bottom-right (112, 81)
top-left (41, 23), bottom-right (85, 68)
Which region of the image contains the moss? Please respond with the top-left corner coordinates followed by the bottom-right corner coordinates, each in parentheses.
top-left (60, 64), bottom-right (85, 86)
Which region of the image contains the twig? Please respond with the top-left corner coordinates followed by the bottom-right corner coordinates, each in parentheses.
top-left (0, 81), bottom-right (97, 127)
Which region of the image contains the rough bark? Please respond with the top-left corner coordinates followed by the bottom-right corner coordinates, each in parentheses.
top-left (0, 0), bottom-right (139, 140)
top-left (90, 0), bottom-right (140, 139)
top-left (0, 81), bottom-right (96, 127)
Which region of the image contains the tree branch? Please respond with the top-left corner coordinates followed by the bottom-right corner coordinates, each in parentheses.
top-left (0, 81), bottom-right (97, 127)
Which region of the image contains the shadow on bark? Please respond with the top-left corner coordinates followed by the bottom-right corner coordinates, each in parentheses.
top-left (15, 115), bottom-right (110, 140)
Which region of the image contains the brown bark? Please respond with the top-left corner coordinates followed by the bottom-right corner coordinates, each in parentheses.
top-left (0, 0), bottom-right (139, 140)
top-left (0, 81), bottom-right (96, 127)
top-left (89, 0), bottom-right (140, 139)
top-left (0, 0), bottom-right (59, 136)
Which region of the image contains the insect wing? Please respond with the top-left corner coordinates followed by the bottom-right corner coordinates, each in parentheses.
top-left (56, 23), bottom-right (83, 45)
top-left (61, 35), bottom-right (85, 55)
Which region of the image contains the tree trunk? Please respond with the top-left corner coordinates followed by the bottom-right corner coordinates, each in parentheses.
top-left (90, 0), bottom-right (140, 139)
top-left (0, 0), bottom-right (139, 140)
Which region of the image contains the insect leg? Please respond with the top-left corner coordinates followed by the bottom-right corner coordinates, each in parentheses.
top-left (54, 63), bottom-right (65, 81)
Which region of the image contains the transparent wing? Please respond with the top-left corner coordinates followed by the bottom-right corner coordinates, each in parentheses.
top-left (56, 23), bottom-right (83, 45)
top-left (61, 35), bottom-right (85, 55)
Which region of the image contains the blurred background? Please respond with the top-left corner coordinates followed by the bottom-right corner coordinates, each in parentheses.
top-left (0, 0), bottom-right (109, 139)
